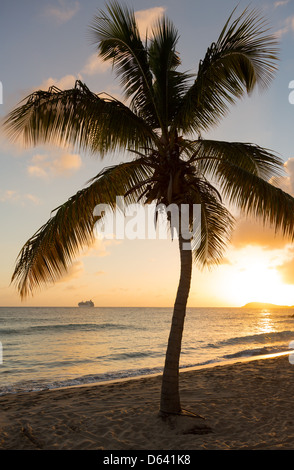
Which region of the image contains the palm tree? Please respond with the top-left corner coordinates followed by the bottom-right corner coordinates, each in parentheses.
top-left (5, 2), bottom-right (294, 416)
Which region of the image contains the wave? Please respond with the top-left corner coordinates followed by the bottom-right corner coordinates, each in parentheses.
top-left (206, 330), bottom-right (294, 348)
top-left (1, 345), bottom-right (293, 396)
top-left (105, 350), bottom-right (164, 361)
top-left (0, 365), bottom-right (164, 396)
top-left (0, 322), bottom-right (143, 336)
top-left (222, 344), bottom-right (293, 360)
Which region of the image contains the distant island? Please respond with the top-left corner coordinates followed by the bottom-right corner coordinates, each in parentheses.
top-left (242, 302), bottom-right (294, 309)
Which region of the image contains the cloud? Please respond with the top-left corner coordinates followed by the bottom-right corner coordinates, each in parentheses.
top-left (0, 189), bottom-right (41, 205)
top-left (81, 54), bottom-right (110, 76)
top-left (275, 15), bottom-right (294, 37)
top-left (270, 157), bottom-right (294, 196)
top-left (284, 158), bottom-right (294, 194)
top-left (45, 0), bottom-right (80, 24)
top-left (276, 247), bottom-right (294, 284)
top-left (24, 194), bottom-right (41, 205)
top-left (231, 216), bottom-right (292, 250)
top-left (28, 152), bottom-right (82, 178)
top-left (57, 261), bottom-right (84, 283)
top-left (274, 0), bottom-right (290, 7)
top-left (0, 190), bottom-right (18, 203)
top-left (38, 75), bottom-right (79, 91)
top-left (135, 6), bottom-right (166, 38)
top-left (81, 238), bottom-right (121, 258)
top-left (278, 259), bottom-right (294, 284)
top-left (38, 65), bottom-right (121, 104)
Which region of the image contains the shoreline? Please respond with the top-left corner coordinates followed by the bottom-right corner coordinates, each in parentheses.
top-left (52, 348), bottom-right (294, 391)
top-left (1, 353), bottom-right (294, 450)
top-left (1, 349), bottom-right (293, 397)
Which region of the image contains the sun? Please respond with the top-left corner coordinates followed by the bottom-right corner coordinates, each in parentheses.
top-left (230, 264), bottom-right (281, 305)
top-left (223, 247), bottom-right (294, 307)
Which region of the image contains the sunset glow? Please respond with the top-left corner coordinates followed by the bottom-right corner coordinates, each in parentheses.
top-left (218, 246), bottom-right (294, 307)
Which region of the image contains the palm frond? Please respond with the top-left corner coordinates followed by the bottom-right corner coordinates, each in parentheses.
top-left (148, 16), bottom-right (191, 130)
top-left (188, 178), bottom-right (235, 266)
top-left (90, 1), bottom-right (158, 127)
top-left (191, 139), bottom-right (285, 180)
top-left (217, 163), bottom-right (294, 238)
top-left (4, 80), bottom-right (156, 155)
top-left (11, 159), bottom-right (152, 298)
top-left (173, 7), bottom-right (279, 134)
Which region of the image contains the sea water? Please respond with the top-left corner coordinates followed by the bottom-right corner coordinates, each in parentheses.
top-left (0, 306), bottom-right (294, 395)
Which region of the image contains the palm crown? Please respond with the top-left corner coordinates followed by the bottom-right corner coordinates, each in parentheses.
top-left (5, 1), bottom-right (294, 416)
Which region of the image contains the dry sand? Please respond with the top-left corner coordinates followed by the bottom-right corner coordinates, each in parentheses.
top-left (1, 354), bottom-right (294, 450)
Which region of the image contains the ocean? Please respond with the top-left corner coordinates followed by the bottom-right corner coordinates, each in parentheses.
top-left (0, 306), bottom-right (294, 396)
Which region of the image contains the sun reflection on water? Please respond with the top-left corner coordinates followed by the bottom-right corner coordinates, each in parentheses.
top-left (258, 310), bottom-right (275, 334)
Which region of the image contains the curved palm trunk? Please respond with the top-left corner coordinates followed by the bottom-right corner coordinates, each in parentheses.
top-left (160, 234), bottom-right (192, 415)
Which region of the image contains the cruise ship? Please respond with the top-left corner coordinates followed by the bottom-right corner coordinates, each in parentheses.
top-left (78, 300), bottom-right (94, 307)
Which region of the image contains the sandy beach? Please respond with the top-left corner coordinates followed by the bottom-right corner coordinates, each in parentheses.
top-left (1, 354), bottom-right (294, 450)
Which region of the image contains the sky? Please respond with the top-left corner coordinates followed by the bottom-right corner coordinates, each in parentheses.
top-left (0, 0), bottom-right (294, 307)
